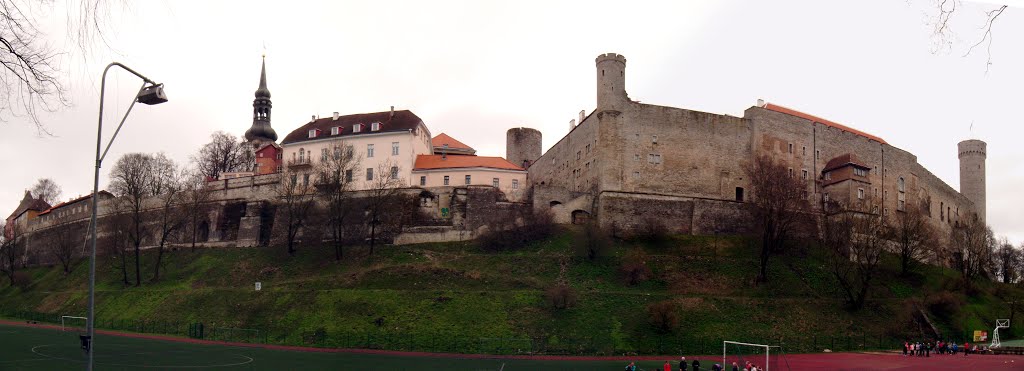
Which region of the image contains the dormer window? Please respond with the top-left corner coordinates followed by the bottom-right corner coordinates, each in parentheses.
top-left (371, 122), bottom-right (380, 131)
top-left (331, 127), bottom-right (339, 135)
top-left (353, 124), bottom-right (362, 133)
top-left (308, 129), bottom-right (317, 138)
top-left (853, 168), bottom-right (867, 177)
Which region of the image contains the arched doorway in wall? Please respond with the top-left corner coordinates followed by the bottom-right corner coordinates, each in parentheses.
top-left (197, 220), bottom-right (210, 243)
top-left (571, 210), bottom-right (591, 225)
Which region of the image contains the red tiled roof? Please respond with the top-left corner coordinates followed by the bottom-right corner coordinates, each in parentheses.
top-left (413, 155), bottom-right (524, 171)
top-left (281, 110), bottom-right (425, 145)
top-left (762, 103), bottom-right (887, 145)
top-left (6, 192), bottom-right (50, 220)
top-left (431, 133), bottom-right (474, 151)
top-left (823, 153), bottom-right (870, 172)
top-left (38, 191), bottom-right (113, 216)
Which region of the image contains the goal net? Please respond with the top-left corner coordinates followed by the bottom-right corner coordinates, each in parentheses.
top-left (61, 316), bottom-right (87, 334)
top-left (723, 341), bottom-right (790, 371)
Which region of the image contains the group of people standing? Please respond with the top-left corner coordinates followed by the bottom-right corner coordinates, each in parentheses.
top-left (903, 340), bottom-right (986, 357)
top-left (625, 357), bottom-right (764, 371)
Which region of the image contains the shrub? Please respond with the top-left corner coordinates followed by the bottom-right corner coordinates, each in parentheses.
top-left (545, 282), bottom-right (577, 309)
top-left (647, 300), bottom-right (679, 333)
top-left (620, 248), bottom-right (652, 286)
top-left (574, 222), bottom-right (611, 261)
top-left (10, 271), bottom-right (31, 289)
top-left (477, 210), bottom-right (555, 252)
top-left (926, 291), bottom-right (963, 320)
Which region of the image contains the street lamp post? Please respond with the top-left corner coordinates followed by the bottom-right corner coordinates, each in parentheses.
top-left (85, 62), bottom-right (167, 371)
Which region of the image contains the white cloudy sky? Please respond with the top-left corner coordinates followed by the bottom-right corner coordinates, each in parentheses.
top-left (1, 0), bottom-right (1021, 244)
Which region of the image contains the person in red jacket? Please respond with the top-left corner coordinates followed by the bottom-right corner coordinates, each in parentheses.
top-left (964, 342), bottom-right (970, 357)
top-left (664, 360), bottom-right (672, 371)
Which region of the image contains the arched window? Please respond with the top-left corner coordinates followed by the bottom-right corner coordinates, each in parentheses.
top-left (898, 177), bottom-right (905, 192)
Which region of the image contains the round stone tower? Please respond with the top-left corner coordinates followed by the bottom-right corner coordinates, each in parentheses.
top-left (595, 53), bottom-right (627, 112)
top-left (958, 139), bottom-right (986, 222)
top-left (506, 127), bottom-right (542, 169)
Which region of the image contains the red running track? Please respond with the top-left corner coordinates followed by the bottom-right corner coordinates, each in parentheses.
top-left (2, 319), bottom-right (1023, 369)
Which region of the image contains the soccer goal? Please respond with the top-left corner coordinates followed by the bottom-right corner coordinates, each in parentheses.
top-left (61, 316), bottom-right (87, 333)
top-left (723, 341), bottom-right (790, 371)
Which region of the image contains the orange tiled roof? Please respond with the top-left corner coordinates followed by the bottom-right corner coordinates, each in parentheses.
top-left (823, 153), bottom-right (870, 172)
top-left (38, 191), bottom-right (113, 216)
top-left (414, 155), bottom-right (524, 171)
top-left (431, 133), bottom-right (474, 151)
top-left (763, 103), bottom-right (887, 145)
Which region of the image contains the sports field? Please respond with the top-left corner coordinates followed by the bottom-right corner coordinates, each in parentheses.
top-left (1, 321), bottom-right (1022, 370)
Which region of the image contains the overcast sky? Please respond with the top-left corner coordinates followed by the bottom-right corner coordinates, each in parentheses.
top-left (1, 0), bottom-right (1020, 244)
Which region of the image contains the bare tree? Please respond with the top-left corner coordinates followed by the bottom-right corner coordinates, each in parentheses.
top-left (192, 131), bottom-right (255, 180)
top-left (109, 152), bottom-right (153, 286)
top-left (363, 159), bottom-right (405, 256)
top-left (928, 0), bottom-right (1009, 72)
top-left (101, 200), bottom-right (132, 287)
top-left (29, 178), bottom-right (61, 205)
top-left (949, 214), bottom-right (994, 281)
top-left (744, 154), bottom-right (810, 283)
top-left (180, 168), bottom-right (213, 252)
top-left (0, 220), bottom-right (22, 285)
top-left (820, 204), bottom-right (888, 310)
top-left (889, 205), bottom-right (936, 276)
top-left (46, 214), bottom-right (85, 274)
top-left (148, 155), bottom-right (186, 282)
top-left (314, 140), bottom-right (360, 261)
top-left (992, 237), bottom-right (1020, 284)
top-left (273, 165), bottom-right (318, 256)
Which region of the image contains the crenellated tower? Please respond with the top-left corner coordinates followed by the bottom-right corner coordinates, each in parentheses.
top-left (958, 139), bottom-right (986, 223)
top-left (595, 53), bottom-right (628, 113)
top-left (245, 56), bottom-right (278, 148)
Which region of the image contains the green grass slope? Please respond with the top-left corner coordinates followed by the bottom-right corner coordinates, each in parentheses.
top-left (1, 228), bottom-right (1020, 355)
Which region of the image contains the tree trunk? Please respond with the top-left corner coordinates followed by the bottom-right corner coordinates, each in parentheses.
top-left (134, 243), bottom-right (141, 287)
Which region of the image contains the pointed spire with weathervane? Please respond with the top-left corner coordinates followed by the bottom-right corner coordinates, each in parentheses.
top-left (245, 55), bottom-right (278, 147)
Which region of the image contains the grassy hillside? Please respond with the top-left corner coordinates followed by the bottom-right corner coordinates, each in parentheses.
top-left (1, 228), bottom-right (1020, 355)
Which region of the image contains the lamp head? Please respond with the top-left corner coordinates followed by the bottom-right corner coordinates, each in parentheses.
top-left (137, 84), bottom-right (168, 105)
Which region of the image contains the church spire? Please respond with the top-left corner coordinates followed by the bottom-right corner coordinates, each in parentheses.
top-left (245, 55), bottom-right (278, 145)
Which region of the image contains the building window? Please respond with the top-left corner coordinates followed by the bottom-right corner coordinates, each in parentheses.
top-left (816, 150), bottom-right (820, 159)
top-left (308, 129), bottom-right (316, 138)
top-left (420, 176), bottom-right (426, 186)
top-left (290, 174), bottom-right (297, 185)
top-left (788, 168), bottom-right (794, 177)
top-left (465, 175), bottom-right (471, 185)
top-left (298, 148), bottom-right (305, 162)
top-left (634, 154), bottom-right (640, 161)
top-left (512, 179), bottom-right (519, 189)
top-left (802, 146), bottom-right (806, 156)
top-left (586, 144), bottom-right (591, 154)
top-left (858, 188), bottom-right (865, 199)
top-left (303, 173), bottom-right (310, 187)
top-left (648, 154), bottom-right (662, 164)
top-left (444, 175), bottom-right (450, 185)
top-left (321, 148), bottom-right (328, 162)
top-left (801, 169), bottom-right (808, 180)
top-left (873, 205), bottom-right (879, 214)
top-left (652, 135), bottom-right (658, 144)
top-left (633, 171), bottom-right (640, 178)
top-left (854, 168), bottom-right (867, 177)
top-left (390, 166), bottom-right (398, 179)
top-left (899, 200), bottom-right (906, 211)
top-left (331, 126), bottom-right (339, 135)
top-left (367, 144), bottom-right (374, 158)
top-left (823, 171), bottom-right (831, 180)
top-left (824, 193), bottom-right (830, 202)
top-left (353, 124), bottom-right (361, 133)
top-left (277, 153), bottom-right (282, 160)
top-left (735, 187), bottom-right (744, 202)
top-left (345, 170), bottom-right (352, 182)
top-left (898, 177), bottom-right (905, 192)
top-left (576, 151), bottom-right (581, 160)
top-left (940, 202), bottom-right (945, 221)
top-left (276, 165), bottom-right (282, 172)
top-left (788, 143), bottom-right (793, 154)
top-left (392, 142), bottom-right (399, 156)
top-left (492, 178), bottom-right (499, 187)
top-left (371, 122), bottom-right (380, 131)
top-left (884, 208), bottom-right (889, 216)
top-left (366, 168), bottom-right (374, 181)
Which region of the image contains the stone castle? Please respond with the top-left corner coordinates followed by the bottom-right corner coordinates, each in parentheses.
top-left (512, 53), bottom-right (985, 239)
top-left (5, 53), bottom-right (985, 264)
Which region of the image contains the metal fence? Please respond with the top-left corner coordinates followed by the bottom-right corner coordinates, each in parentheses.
top-left (0, 309), bottom-right (980, 356)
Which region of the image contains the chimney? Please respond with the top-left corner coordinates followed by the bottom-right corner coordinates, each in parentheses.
top-left (756, 99), bottom-right (765, 107)
top-left (442, 144), bottom-right (448, 160)
top-left (569, 119), bottom-right (576, 131)
top-left (310, 115), bottom-right (316, 122)
top-left (579, 110), bottom-right (585, 123)
top-left (390, 105), bottom-right (395, 119)
top-left (332, 112), bottom-right (339, 120)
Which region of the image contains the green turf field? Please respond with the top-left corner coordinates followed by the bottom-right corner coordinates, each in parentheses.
top-left (0, 323), bottom-right (690, 370)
